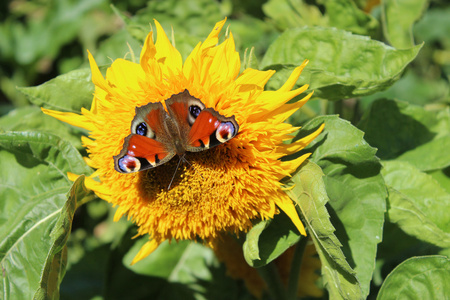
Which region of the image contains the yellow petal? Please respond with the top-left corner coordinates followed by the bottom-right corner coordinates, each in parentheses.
top-left (140, 31), bottom-right (156, 65)
top-left (281, 123), bottom-right (325, 154)
top-left (106, 58), bottom-right (145, 92)
top-left (203, 18), bottom-right (227, 49)
top-left (41, 108), bottom-right (95, 131)
top-left (278, 60), bottom-right (309, 92)
top-left (87, 51), bottom-right (110, 93)
top-left (265, 92), bottom-right (313, 124)
top-left (114, 206), bottom-right (128, 222)
top-left (276, 195), bottom-right (306, 236)
top-left (131, 240), bottom-right (160, 265)
top-left (236, 68), bottom-right (275, 89)
top-left (154, 20), bottom-right (182, 73)
top-left (183, 19), bottom-right (227, 78)
top-left (282, 153), bottom-right (312, 175)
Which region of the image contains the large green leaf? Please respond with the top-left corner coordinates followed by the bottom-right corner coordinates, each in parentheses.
top-left (260, 27), bottom-right (422, 100)
top-left (377, 256), bottom-right (450, 300)
top-left (0, 106), bottom-right (83, 149)
top-left (0, 131), bottom-right (92, 299)
top-left (18, 68), bottom-right (94, 113)
top-left (296, 115), bottom-right (387, 297)
top-left (358, 99), bottom-right (450, 170)
top-left (286, 160), bottom-right (363, 299)
top-left (243, 212), bottom-right (302, 268)
top-left (382, 0), bottom-right (429, 49)
top-left (382, 161), bottom-right (450, 248)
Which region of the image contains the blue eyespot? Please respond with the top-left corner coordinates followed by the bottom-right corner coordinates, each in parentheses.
top-left (136, 122), bottom-right (147, 136)
top-left (189, 105), bottom-right (202, 118)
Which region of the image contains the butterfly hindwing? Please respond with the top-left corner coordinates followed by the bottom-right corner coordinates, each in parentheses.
top-left (114, 102), bottom-right (176, 173)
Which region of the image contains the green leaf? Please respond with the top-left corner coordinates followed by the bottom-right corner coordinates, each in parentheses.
top-left (18, 68), bottom-right (94, 113)
top-left (360, 70), bottom-right (449, 107)
top-left (382, 0), bottom-right (429, 49)
top-left (297, 115), bottom-right (387, 297)
top-left (429, 167), bottom-right (450, 194)
top-left (358, 99), bottom-right (450, 170)
top-left (262, 0), bottom-right (326, 30)
top-left (396, 136), bottom-right (450, 171)
top-left (260, 27), bottom-right (422, 100)
top-left (0, 106), bottom-right (84, 149)
top-left (243, 212), bottom-right (301, 267)
top-left (285, 160), bottom-right (363, 300)
top-left (34, 177), bottom-right (88, 300)
top-left (377, 256), bottom-right (450, 300)
top-left (324, 0), bottom-right (379, 37)
top-left (382, 161), bottom-right (450, 248)
top-left (0, 131), bottom-right (92, 299)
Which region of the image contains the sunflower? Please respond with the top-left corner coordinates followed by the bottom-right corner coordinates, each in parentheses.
top-left (42, 18), bottom-right (324, 264)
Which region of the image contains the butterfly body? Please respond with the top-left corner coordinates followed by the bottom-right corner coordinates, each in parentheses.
top-left (114, 90), bottom-right (239, 173)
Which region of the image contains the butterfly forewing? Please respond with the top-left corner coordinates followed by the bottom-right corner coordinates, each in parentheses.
top-left (113, 102), bottom-right (176, 173)
top-left (187, 108), bottom-right (239, 151)
top-left (114, 89), bottom-right (239, 174)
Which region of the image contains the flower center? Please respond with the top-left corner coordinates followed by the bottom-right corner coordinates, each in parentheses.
top-left (137, 148), bottom-right (232, 206)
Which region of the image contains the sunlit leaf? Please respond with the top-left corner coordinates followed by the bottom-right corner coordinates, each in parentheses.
top-left (297, 115), bottom-right (386, 297)
top-left (0, 131), bottom-right (91, 299)
top-left (261, 27), bottom-right (422, 100)
top-left (0, 106), bottom-right (83, 149)
top-left (359, 99), bottom-right (450, 170)
top-left (378, 256), bottom-right (450, 300)
top-left (382, 161), bottom-right (450, 248)
top-left (286, 160), bottom-right (363, 299)
top-left (382, 0), bottom-right (429, 49)
top-left (18, 69), bottom-right (94, 113)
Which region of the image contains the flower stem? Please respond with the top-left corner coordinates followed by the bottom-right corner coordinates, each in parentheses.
top-left (287, 237), bottom-right (308, 299)
top-left (257, 262), bottom-right (287, 300)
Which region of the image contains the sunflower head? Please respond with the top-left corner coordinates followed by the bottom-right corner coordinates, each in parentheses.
top-left (42, 18), bottom-right (324, 264)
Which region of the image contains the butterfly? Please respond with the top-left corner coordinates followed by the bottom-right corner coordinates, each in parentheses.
top-left (114, 90), bottom-right (239, 173)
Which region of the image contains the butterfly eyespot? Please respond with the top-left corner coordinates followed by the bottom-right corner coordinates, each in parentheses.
top-left (136, 122), bottom-right (147, 136)
top-left (118, 155), bottom-right (141, 173)
top-left (134, 122), bottom-right (155, 139)
top-left (188, 105), bottom-right (203, 125)
top-left (216, 121), bottom-right (237, 143)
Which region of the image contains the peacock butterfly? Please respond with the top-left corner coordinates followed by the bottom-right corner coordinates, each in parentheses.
top-left (114, 90), bottom-right (239, 173)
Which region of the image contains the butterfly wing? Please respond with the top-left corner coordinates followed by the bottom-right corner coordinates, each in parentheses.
top-left (165, 90), bottom-right (239, 153)
top-left (114, 102), bottom-right (176, 173)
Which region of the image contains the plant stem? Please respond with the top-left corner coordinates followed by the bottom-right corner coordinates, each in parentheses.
top-left (287, 237), bottom-right (308, 299)
top-left (257, 261), bottom-right (287, 300)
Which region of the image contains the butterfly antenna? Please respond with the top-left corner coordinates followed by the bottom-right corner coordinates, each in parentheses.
top-left (181, 156), bottom-right (205, 180)
top-left (168, 155), bottom-right (184, 190)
